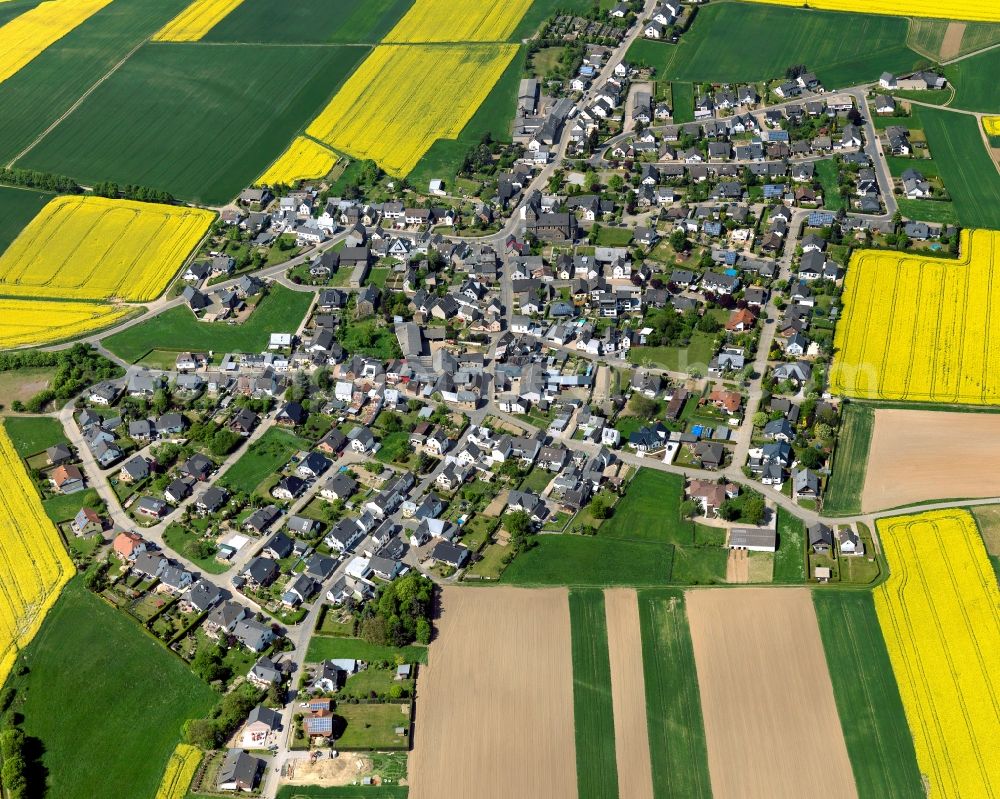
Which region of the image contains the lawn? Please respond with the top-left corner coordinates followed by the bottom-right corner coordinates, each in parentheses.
top-left (945, 45), bottom-right (1000, 112)
top-left (599, 469), bottom-right (691, 544)
top-left (594, 226), bottom-right (634, 247)
top-left (670, 81), bottom-right (693, 124)
top-left (896, 197), bottom-right (959, 225)
top-left (637, 589), bottom-right (711, 799)
top-left (0, 0), bottom-right (189, 164)
top-left (824, 403), bottom-right (874, 516)
top-left (219, 426), bottom-right (308, 495)
top-left (813, 592), bottom-right (924, 799)
top-left (465, 541), bottom-right (513, 579)
top-left (103, 285), bottom-right (312, 362)
top-left (501, 534), bottom-right (674, 586)
top-left (341, 666), bottom-right (413, 699)
top-left (815, 159), bottom-right (844, 211)
top-left (21, 43), bottom-right (370, 205)
top-left (306, 635), bottom-right (428, 665)
top-left (913, 106), bottom-right (1000, 230)
top-left (203, 0), bottom-right (412, 43)
top-left (773, 508), bottom-right (806, 583)
top-left (335, 702), bottom-right (410, 750)
top-left (0, 185), bottom-right (52, 251)
top-left (163, 522), bottom-right (228, 574)
top-left (519, 466), bottom-right (554, 495)
top-left (568, 589), bottom-right (618, 799)
top-left (7, 580), bottom-right (217, 799)
top-left (626, 3), bottom-right (920, 86)
top-left (629, 331), bottom-right (717, 373)
top-left (42, 488), bottom-right (100, 524)
top-left (2, 415), bottom-right (67, 457)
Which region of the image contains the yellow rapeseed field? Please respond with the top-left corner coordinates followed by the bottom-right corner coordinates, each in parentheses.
top-left (0, 299), bottom-right (131, 349)
top-left (983, 116), bottom-right (1000, 136)
top-left (0, 195), bottom-right (213, 302)
top-left (154, 744), bottom-right (202, 799)
top-left (307, 44), bottom-right (518, 176)
top-left (384, 0), bottom-right (532, 42)
top-left (875, 510), bottom-right (1000, 798)
top-left (0, 422), bottom-right (74, 687)
top-left (830, 229), bottom-right (1000, 404)
top-left (741, 0), bottom-right (1000, 22)
top-left (152, 0), bottom-right (244, 42)
top-left (0, 0), bottom-right (114, 86)
top-left (259, 137), bottom-right (337, 186)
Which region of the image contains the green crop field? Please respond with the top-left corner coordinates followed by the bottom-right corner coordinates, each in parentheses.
top-left (914, 106), bottom-right (1000, 230)
top-left (0, 0), bottom-right (189, 164)
top-left (21, 43), bottom-right (369, 205)
top-left (501, 534), bottom-right (673, 586)
top-left (945, 46), bottom-right (1000, 112)
top-left (305, 635), bottom-right (428, 665)
top-left (204, 0), bottom-right (413, 43)
top-left (638, 589), bottom-right (711, 799)
top-left (568, 589), bottom-right (618, 799)
top-left (6, 580), bottom-right (216, 799)
top-left (773, 508), bottom-right (806, 583)
top-left (0, 185), bottom-right (51, 252)
top-left (2, 415), bottom-right (67, 457)
top-left (670, 81), bottom-right (694, 123)
top-left (813, 592), bottom-right (924, 799)
top-left (103, 285), bottom-right (312, 362)
top-left (824, 403), bottom-right (874, 516)
top-left (218, 427), bottom-right (308, 494)
top-left (907, 17), bottom-right (1000, 60)
top-left (626, 3), bottom-right (921, 86)
top-left (599, 469), bottom-right (691, 544)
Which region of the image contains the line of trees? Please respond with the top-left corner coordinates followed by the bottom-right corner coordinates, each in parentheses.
top-left (0, 167), bottom-right (80, 194)
top-left (91, 181), bottom-right (175, 204)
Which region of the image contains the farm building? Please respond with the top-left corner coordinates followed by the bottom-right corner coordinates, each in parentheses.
top-left (727, 527), bottom-right (777, 552)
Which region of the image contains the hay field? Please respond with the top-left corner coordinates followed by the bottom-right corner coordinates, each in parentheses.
top-left (383, 0), bottom-right (532, 42)
top-left (862, 409), bottom-right (1000, 511)
top-left (604, 588), bottom-right (654, 799)
top-left (875, 510), bottom-right (1000, 798)
top-left (0, 299), bottom-right (130, 349)
top-left (153, 0), bottom-right (244, 41)
top-left (0, 0), bottom-right (113, 86)
top-left (831, 229), bottom-right (1000, 404)
top-left (742, 0), bottom-right (1000, 22)
top-left (259, 136), bottom-right (337, 186)
top-left (306, 44), bottom-right (518, 176)
top-left (409, 587), bottom-right (577, 799)
top-left (686, 589), bottom-right (856, 799)
top-left (0, 195), bottom-right (212, 301)
top-left (0, 422), bottom-right (74, 686)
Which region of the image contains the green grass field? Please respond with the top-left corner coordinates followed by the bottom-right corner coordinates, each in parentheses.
top-left (501, 534), bottom-right (674, 586)
top-left (813, 592), bottom-right (924, 799)
top-left (0, 185), bottom-right (51, 252)
top-left (626, 3), bottom-right (921, 86)
top-left (22, 43), bottom-right (369, 205)
top-left (204, 0), bottom-right (413, 43)
top-left (0, 0), bottom-right (189, 164)
top-left (773, 508), bottom-right (806, 583)
top-left (815, 158), bottom-right (844, 211)
top-left (599, 470), bottom-right (691, 544)
top-left (670, 81), bottom-right (693, 124)
top-left (7, 580), bottom-right (217, 799)
top-left (638, 589), bottom-right (712, 799)
top-left (218, 427), bottom-right (308, 494)
top-left (276, 788), bottom-right (408, 799)
top-left (103, 285), bottom-right (312, 362)
top-left (629, 331), bottom-right (717, 372)
top-left (335, 703), bottom-right (410, 749)
top-left (2, 415), bottom-right (67, 457)
top-left (913, 106), bottom-right (1000, 230)
top-left (885, 156), bottom-right (940, 178)
top-left (824, 403), bottom-right (874, 516)
top-left (945, 46), bottom-right (1000, 112)
top-left (896, 198), bottom-right (959, 225)
top-left (568, 589), bottom-right (618, 799)
top-left (306, 635), bottom-right (428, 665)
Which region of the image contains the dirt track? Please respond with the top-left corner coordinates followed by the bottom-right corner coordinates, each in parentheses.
top-left (604, 588), bottom-right (654, 799)
top-left (686, 589), bottom-right (856, 799)
top-left (863, 409), bottom-right (1000, 512)
top-left (409, 587), bottom-right (577, 799)
top-left (725, 550), bottom-right (748, 583)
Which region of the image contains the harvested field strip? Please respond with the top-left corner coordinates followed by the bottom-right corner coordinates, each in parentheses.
top-left (687, 589), bottom-right (856, 799)
top-left (0, 195), bottom-right (213, 301)
top-left (0, 299), bottom-right (131, 349)
top-left (259, 136), bottom-right (337, 186)
top-left (383, 0), bottom-right (532, 42)
top-left (306, 44), bottom-right (518, 176)
top-left (0, 421), bottom-right (74, 686)
top-left (153, 744), bottom-right (201, 799)
top-left (637, 589), bottom-right (711, 799)
top-left (408, 587), bottom-right (577, 799)
top-left (741, 0), bottom-right (1000, 22)
top-left (814, 592), bottom-right (924, 799)
top-left (153, 0), bottom-right (243, 41)
top-left (568, 589), bottom-right (618, 799)
top-left (824, 403), bottom-right (873, 515)
top-left (875, 510), bottom-right (1000, 798)
top-left (0, 0), bottom-right (113, 86)
top-left (604, 588), bottom-right (653, 799)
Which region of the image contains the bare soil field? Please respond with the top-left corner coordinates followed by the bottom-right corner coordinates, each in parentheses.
top-left (940, 21), bottom-right (966, 60)
top-left (0, 368), bottom-right (54, 409)
top-left (282, 755), bottom-right (372, 787)
top-left (409, 587), bottom-right (577, 799)
top-left (604, 588), bottom-right (654, 799)
top-left (862, 409), bottom-right (1000, 511)
top-left (686, 589), bottom-right (856, 799)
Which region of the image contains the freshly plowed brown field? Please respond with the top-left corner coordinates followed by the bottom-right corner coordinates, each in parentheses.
top-left (409, 587), bottom-right (577, 799)
top-left (604, 588), bottom-right (654, 799)
top-left (686, 589), bottom-right (856, 799)
top-left (862, 409), bottom-right (1000, 511)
